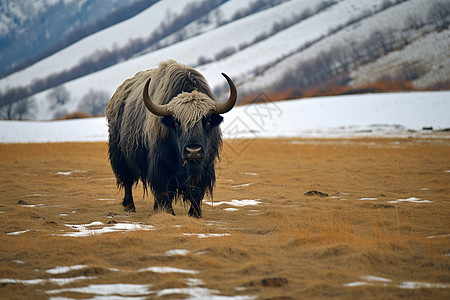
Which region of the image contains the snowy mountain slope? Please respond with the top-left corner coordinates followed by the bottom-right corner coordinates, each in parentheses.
top-left (237, 0), bottom-right (444, 94)
top-left (1, 91), bottom-right (449, 143)
top-left (0, 0), bottom-right (206, 91)
top-left (0, 0), bottom-right (140, 77)
top-left (199, 0), bottom-right (394, 91)
top-left (141, 0), bottom-right (277, 53)
top-left (350, 29), bottom-right (450, 89)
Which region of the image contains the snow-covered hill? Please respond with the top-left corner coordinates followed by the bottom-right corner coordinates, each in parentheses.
top-left (0, 0), bottom-right (449, 120)
top-left (0, 0), bottom-right (143, 76)
top-left (1, 91), bottom-right (449, 143)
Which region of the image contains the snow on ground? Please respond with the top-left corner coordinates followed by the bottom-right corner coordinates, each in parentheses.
top-left (1, 91), bottom-right (449, 143)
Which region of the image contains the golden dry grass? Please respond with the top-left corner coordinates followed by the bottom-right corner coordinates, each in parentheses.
top-left (0, 138), bottom-right (449, 299)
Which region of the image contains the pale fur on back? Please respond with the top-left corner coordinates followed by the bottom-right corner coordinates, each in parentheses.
top-left (106, 60), bottom-right (216, 154)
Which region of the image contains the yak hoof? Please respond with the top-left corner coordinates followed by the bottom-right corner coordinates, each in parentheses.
top-left (188, 207), bottom-right (201, 218)
top-left (124, 202), bottom-right (136, 212)
top-left (156, 207), bottom-right (175, 216)
top-left (123, 195), bottom-right (136, 212)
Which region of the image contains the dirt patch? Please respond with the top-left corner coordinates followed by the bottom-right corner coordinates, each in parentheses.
top-left (0, 139), bottom-right (449, 299)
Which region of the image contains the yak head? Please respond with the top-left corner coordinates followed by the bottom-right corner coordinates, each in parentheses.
top-left (142, 73), bottom-right (237, 169)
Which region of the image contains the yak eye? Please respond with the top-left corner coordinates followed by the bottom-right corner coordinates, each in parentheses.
top-left (161, 116), bottom-right (181, 129)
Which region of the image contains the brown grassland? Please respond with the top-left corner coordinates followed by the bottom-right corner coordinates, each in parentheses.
top-left (0, 138), bottom-right (449, 299)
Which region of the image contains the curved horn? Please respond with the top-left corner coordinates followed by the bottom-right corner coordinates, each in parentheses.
top-left (213, 73), bottom-right (237, 114)
top-left (142, 77), bottom-right (172, 116)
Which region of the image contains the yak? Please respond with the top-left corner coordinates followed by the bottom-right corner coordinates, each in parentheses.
top-left (106, 60), bottom-right (237, 217)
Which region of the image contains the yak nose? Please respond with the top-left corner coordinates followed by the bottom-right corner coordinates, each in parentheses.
top-left (185, 144), bottom-right (203, 161)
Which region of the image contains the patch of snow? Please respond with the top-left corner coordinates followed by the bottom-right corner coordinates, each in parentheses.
top-left (231, 182), bottom-right (252, 188)
top-left (164, 249), bottom-right (190, 256)
top-left (203, 199), bottom-right (262, 207)
top-left (12, 260), bottom-right (25, 264)
top-left (388, 197), bottom-right (432, 204)
top-left (155, 286), bottom-right (256, 299)
top-left (427, 234), bottom-right (450, 239)
top-left (360, 276), bottom-right (392, 283)
top-left (48, 276), bottom-right (96, 286)
top-left (46, 265), bottom-right (88, 275)
top-left (185, 278), bottom-right (204, 287)
top-left (137, 266), bottom-right (198, 274)
top-left (57, 170), bottom-right (86, 175)
top-left (0, 276), bottom-right (94, 286)
top-left (21, 204), bottom-right (45, 208)
top-left (6, 229), bottom-right (30, 236)
top-left (46, 283), bottom-right (152, 296)
top-left (344, 276), bottom-right (449, 289)
top-left (183, 233), bottom-right (231, 238)
top-left (398, 281), bottom-right (450, 289)
top-left (224, 208), bottom-right (239, 211)
top-left (57, 221), bottom-right (154, 237)
top-left (343, 281), bottom-right (371, 287)
top-left (0, 278), bottom-right (46, 285)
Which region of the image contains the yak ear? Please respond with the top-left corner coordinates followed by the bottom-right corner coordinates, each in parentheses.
top-left (161, 116), bottom-right (179, 129)
top-left (210, 114), bottom-right (223, 128)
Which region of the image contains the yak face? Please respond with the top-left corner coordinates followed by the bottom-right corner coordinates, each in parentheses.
top-left (162, 113), bottom-right (223, 165)
top-left (161, 90), bottom-right (223, 175)
top-left (142, 71), bottom-right (236, 180)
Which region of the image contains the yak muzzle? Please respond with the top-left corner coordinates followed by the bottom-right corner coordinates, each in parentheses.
top-left (184, 144), bottom-right (204, 162)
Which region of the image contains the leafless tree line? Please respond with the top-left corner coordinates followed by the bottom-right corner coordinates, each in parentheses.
top-left (274, 0), bottom-right (449, 92)
top-left (0, 86), bottom-right (110, 120)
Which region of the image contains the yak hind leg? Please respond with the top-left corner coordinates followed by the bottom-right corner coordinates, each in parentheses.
top-left (154, 192), bottom-right (175, 215)
top-left (122, 183), bottom-right (136, 212)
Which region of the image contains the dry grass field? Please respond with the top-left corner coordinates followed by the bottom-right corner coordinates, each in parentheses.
top-left (0, 138), bottom-right (449, 299)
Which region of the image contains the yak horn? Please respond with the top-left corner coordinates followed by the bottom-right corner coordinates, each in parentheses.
top-left (213, 73), bottom-right (237, 114)
top-left (142, 77), bottom-right (172, 116)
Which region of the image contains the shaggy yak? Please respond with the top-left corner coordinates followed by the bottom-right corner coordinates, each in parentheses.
top-left (106, 60), bottom-right (237, 217)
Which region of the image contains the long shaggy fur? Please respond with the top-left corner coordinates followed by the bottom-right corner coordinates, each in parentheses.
top-left (106, 60), bottom-right (222, 211)
top-left (167, 91), bottom-right (216, 130)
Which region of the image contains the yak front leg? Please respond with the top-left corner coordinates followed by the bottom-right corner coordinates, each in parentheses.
top-left (188, 199), bottom-right (202, 218)
top-left (154, 192), bottom-right (175, 215)
top-left (122, 183), bottom-right (136, 212)
top-left (188, 189), bottom-right (204, 218)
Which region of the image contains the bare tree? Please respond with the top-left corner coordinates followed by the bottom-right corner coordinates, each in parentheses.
top-left (428, 0), bottom-right (450, 29)
top-left (0, 96), bottom-right (35, 120)
top-left (330, 45), bottom-right (352, 72)
top-left (48, 85), bottom-right (71, 107)
top-left (78, 89), bottom-right (110, 116)
top-left (406, 13), bottom-right (425, 29)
